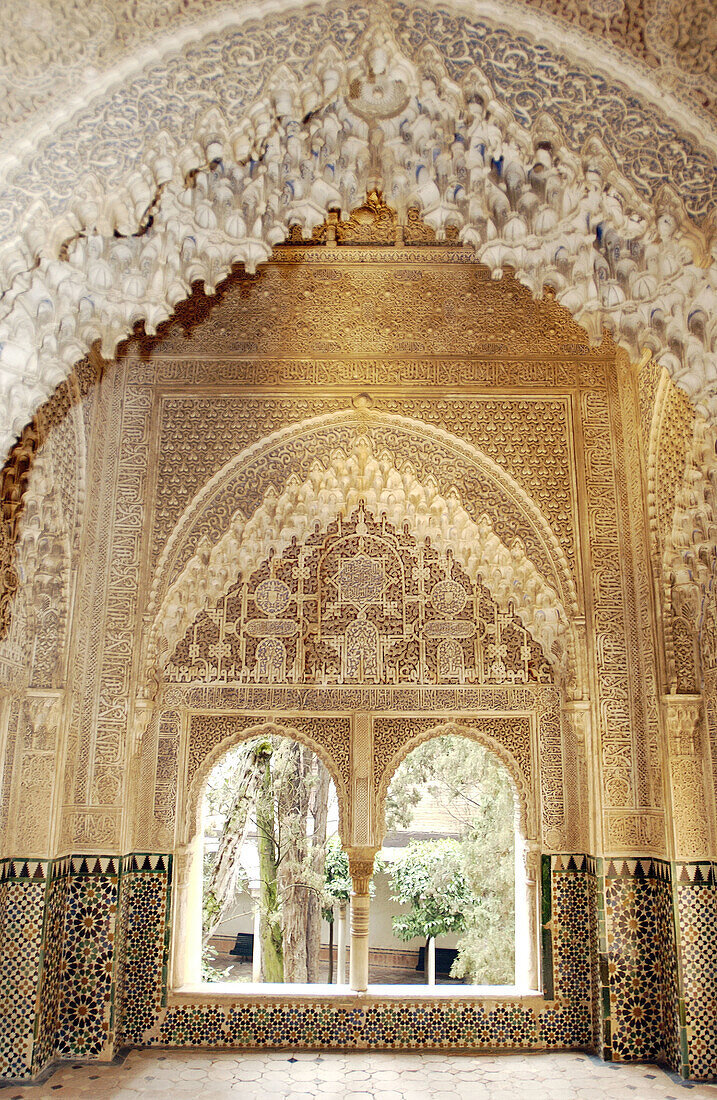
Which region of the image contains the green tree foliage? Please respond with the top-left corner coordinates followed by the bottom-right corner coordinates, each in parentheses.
top-left (386, 735), bottom-right (516, 984)
top-left (389, 837), bottom-right (476, 941)
top-left (322, 834), bottom-right (352, 916)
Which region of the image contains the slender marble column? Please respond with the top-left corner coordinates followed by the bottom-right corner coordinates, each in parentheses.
top-left (348, 856), bottom-right (374, 992)
top-left (336, 901), bottom-right (348, 985)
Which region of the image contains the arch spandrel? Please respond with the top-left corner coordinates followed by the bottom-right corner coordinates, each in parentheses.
top-left (0, 8), bottom-right (716, 459)
top-left (148, 409), bottom-right (580, 611)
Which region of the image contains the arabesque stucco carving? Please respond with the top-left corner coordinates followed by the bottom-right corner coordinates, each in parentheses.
top-left (0, 14), bottom-right (716, 462)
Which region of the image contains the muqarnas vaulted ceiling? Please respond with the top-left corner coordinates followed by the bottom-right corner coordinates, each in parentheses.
top-left (0, 1), bottom-right (715, 463)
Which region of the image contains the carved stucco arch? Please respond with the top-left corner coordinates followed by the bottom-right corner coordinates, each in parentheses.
top-left (182, 718), bottom-right (348, 849)
top-left (1, 4), bottom-right (716, 460)
top-left (374, 719), bottom-right (532, 845)
top-left (149, 408), bottom-right (578, 614)
top-left (145, 409), bottom-right (580, 688)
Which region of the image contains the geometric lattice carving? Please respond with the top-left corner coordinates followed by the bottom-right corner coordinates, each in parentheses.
top-left (166, 506), bottom-right (553, 688)
top-left (153, 431), bottom-right (571, 687)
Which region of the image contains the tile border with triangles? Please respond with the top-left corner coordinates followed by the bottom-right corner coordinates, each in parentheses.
top-left (0, 852), bottom-right (171, 884)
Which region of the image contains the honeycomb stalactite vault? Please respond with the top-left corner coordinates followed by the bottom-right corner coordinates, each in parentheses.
top-left (1, 11), bottom-right (717, 461)
top-left (0, 199), bottom-right (716, 1083)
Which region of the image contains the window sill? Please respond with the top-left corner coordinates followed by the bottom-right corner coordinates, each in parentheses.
top-left (170, 983), bottom-right (548, 1006)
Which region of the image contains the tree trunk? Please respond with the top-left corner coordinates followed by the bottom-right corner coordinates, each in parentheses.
top-left (306, 761), bottom-right (331, 982)
top-left (277, 741), bottom-right (311, 982)
top-left (203, 746), bottom-right (264, 945)
top-left (257, 746), bottom-right (283, 982)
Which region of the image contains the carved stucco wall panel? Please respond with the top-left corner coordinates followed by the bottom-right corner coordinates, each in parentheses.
top-left (8, 695), bottom-right (63, 858)
top-left (59, 358), bottom-right (145, 852)
top-left (0, 8), bottom-right (715, 461)
top-left (578, 360), bottom-right (664, 850)
top-left (697, 600), bottom-right (717, 860)
top-left (148, 404), bottom-right (579, 627)
top-left (0, 225), bottom-right (677, 865)
top-left (150, 688), bottom-right (576, 864)
top-left (641, 358), bottom-right (697, 694)
top-left (0, 693), bottom-right (23, 855)
top-left (561, 701), bottom-right (592, 853)
top-left (138, 258), bottom-right (585, 578)
top-left (664, 412), bottom-right (717, 714)
top-left (150, 426), bottom-right (574, 690)
top-left (663, 697), bottom-right (713, 860)
top-left (0, 367), bottom-right (88, 678)
top-left (613, 351), bottom-right (662, 812)
top-left (164, 505), bottom-right (555, 699)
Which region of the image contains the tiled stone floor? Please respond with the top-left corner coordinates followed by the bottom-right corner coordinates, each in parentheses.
top-left (4, 1051), bottom-right (717, 1099)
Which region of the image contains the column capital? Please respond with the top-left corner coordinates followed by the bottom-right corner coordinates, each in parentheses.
top-left (347, 848), bottom-right (378, 894)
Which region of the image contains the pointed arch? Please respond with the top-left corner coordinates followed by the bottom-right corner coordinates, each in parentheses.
top-left (374, 718), bottom-right (532, 843)
top-left (144, 410), bottom-right (579, 688)
top-left (0, 6), bottom-right (716, 460)
top-left (183, 718), bottom-right (348, 848)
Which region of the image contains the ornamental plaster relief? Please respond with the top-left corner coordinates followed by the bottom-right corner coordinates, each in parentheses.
top-left (0, 0), bottom-right (714, 143)
top-left (0, 11), bottom-right (715, 463)
top-left (663, 696), bottom-right (713, 859)
top-left (148, 389), bottom-right (580, 598)
top-left (644, 361), bottom-right (695, 575)
top-left (147, 401), bottom-right (580, 614)
top-left (8, 694), bottom-right (62, 857)
top-left (164, 503), bottom-right (555, 697)
top-left (579, 372), bottom-right (661, 833)
top-left (138, 253), bottom-right (583, 575)
top-left (0, 197), bottom-right (671, 862)
top-left (373, 716), bottom-right (536, 842)
top-left (0, 218), bottom-right (668, 862)
top-left (663, 416), bottom-right (717, 694)
top-left (0, 392), bottom-right (85, 702)
top-left (0, 424), bottom-right (43, 644)
top-left (0, 238), bottom-right (658, 856)
top-left (0, 365), bottom-right (87, 674)
top-left (612, 351), bottom-right (662, 815)
top-left (149, 429), bottom-right (574, 689)
top-left (174, 708), bottom-right (550, 860)
top-left (666, 416), bottom-right (717, 598)
top-left (182, 716), bottom-right (350, 846)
